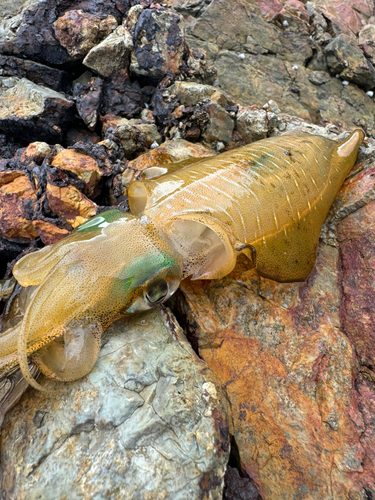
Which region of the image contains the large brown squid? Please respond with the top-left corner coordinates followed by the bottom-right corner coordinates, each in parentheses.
top-left (0, 129), bottom-right (364, 391)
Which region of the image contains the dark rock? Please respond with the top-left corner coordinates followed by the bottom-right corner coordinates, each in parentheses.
top-left (0, 77), bottom-right (75, 145)
top-left (74, 77), bottom-right (103, 131)
top-left (0, 0), bottom-right (70, 66)
top-left (130, 8), bottom-right (186, 80)
top-left (53, 10), bottom-right (118, 60)
top-left (0, 55), bottom-right (71, 93)
top-left (223, 466), bottom-right (261, 500)
top-left (102, 70), bottom-right (144, 118)
top-left (324, 34), bottom-right (375, 89)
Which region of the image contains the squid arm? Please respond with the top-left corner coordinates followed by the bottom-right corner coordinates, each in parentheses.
top-left (0, 129), bottom-right (364, 390)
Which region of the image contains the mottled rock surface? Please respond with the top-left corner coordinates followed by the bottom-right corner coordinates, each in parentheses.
top-left (0, 308), bottom-right (230, 500)
top-left (0, 77), bottom-right (74, 144)
top-left (170, 0), bottom-right (375, 133)
top-left (173, 136), bottom-right (375, 500)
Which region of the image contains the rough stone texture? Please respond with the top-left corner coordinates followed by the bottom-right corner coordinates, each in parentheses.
top-left (53, 10), bottom-right (117, 60)
top-left (324, 34), bottom-right (375, 89)
top-left (73, 77), bottom-right (103, 131)
top-left (130, 8), bottom-right (186, 79)
top-left (169, 81), bottom-right (218, 106)
top-left (46, 182), bottom-right (98, 228)
top-left (309, 0), bottom-right (371, 36)
top-left (83, 25), bottom-right (133, 77)
top-left (0, 55), bottom-right (71, 93)
top-left (31, 219), bottom-right (71, 245)
top-left (169, 0), bottom-right (375, 132)
top-left (20, 142), bottom-right (52, 166)
top-left (101, 70), bottom-right (144, 119)
top-left (0, 77), bottom-right (74, 144)
top-left (51, 149), bottom-right (102, 198)
top-left (338, 184), bottom-right (375, 370)
top-left (128, 138), bottom-right (215, 171)
top-left (202, 102), bottom-right (234, 145)
top-left (236, 107), bottom-right (269, 143)
top-left (0, 0), bottom-right (126, 66)
top-left (0, 308), bottom-right (230, 500)
top-left (0, 171), bottom-right (37, 241)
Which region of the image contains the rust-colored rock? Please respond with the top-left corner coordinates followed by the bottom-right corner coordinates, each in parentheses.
top-left (20, 142), bottom-right (51, 166)
top-left (179, 244), bottom-right (373, 499)
top-left (311, 0), bottom-right (366, 35)
top-left (53, 10), bottom-right (118, 59)
top-left (338, 199), bottom-right (375, 369)
top-left (0, 171), bottom-right (37, 240)
top-left (51, 149), bottom-right (102, 198)
top-left (128, 138), bottom-right (215, 171)
top-left (46, 182), bottom-right (97, 228)
top-left (32, 219), bottom-right (71, 245)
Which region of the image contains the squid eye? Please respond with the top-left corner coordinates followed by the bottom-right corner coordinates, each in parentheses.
top-left (145, 279), bottom-right (169, 304)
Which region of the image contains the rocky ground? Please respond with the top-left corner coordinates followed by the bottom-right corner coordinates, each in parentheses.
top-left (0, 0), bottom-right (375, 499)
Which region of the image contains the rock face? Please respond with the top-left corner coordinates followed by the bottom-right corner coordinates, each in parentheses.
top-left (173, 137), bottom-right (375, 500)
top-left (171, 0), bottom-right (375, 133)
top-left (0, 308), bottom-right (230, 500)
top-left (0, 77), bottom-right (74, 144)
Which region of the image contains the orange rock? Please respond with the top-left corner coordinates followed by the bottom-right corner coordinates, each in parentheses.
top-left (46, 182), bottom-right (97, 228)
top-left (179, 243), bottom-right (372, 498)
top-left (20, 142), bottom-right (51, 166)
top-left (32, 219), bottom-right (71, 245)
top-left (0, 172), bottom-right (37, 240)
top-left (128, 139), bottom-right (215, 172)
top-left (51, 149), bottom-right (102, 197)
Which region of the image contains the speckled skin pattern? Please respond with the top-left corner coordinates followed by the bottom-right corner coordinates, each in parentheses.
top-left (0, 130), bottom-right (363, 391)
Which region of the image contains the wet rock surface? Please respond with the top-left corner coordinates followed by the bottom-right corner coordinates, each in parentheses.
top-left (1, 308), bottom-right (230, 500)
top-left (0, 0), bottom-right (375, 499)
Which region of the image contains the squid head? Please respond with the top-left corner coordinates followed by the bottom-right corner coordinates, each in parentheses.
top-left (6, 210), bottom-right (182, 391)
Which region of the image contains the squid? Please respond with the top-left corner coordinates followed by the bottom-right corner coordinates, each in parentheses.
top-left (0, 129), bottom-right (364, 392)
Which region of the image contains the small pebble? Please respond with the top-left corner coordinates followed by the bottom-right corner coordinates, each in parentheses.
top-left (366, 90), bottom-right (374, 97)
top-left (283, 20), bottom-right (289, 27)
top-left (238, 53), bottom-right (245, 60)
top-left (292, 65), bottom-right (299, 70)
top-left (216, 142), bottom-right (225, 152)
top-left (150, 141), bottom-right (159, 149)
top-left (342, 80), bottom-right (349, 86)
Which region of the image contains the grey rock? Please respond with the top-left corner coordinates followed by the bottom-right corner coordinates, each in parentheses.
top-left (170, 0), bottom-right (375, 130)
top-left (236, 107), bottom-right (268, 143)
top-left (0, 77), bottom-right (74, 143)
top-left (169, 81), bottom-right (217, 106)
top-left (83, 26), bottom-right (133, 78)
top-left (203, 102), bottom-right (234, 145)
top-left (324, 34), bottom-right (375, 89)
top-left (0, 308), bottom-right (229, 500)
top-left (308, 70), bottom-right (331, 86)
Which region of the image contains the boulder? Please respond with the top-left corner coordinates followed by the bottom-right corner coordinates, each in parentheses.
top-left (324, 34), bottom-right (375, 89)
top-left (130, 9), bottom-right (185, 79)
top-left (83, 25), bottom-right (133, 78)
top-left (0, 77), bottom-right (74, 144)
top-left (0, 308), bottom-right (229, 500)
top-left (53, 10), bottom-right (117, 60)
top-left (0, 171), bottom-right (37, 241)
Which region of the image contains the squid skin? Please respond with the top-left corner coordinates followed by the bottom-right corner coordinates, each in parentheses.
top-left (0, 129), bottom-right (364, 391)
